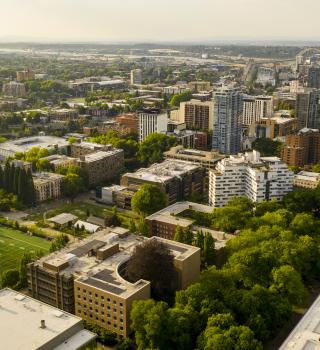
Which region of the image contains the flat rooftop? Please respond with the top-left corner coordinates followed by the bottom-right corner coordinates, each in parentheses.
top-left (123, 160), bottom-right (201, 183)
top-left (0, 288), bottom-right (96, 350)
top-left (33, 172), bottom-right (65, 183)
top-left (80, 149), bottom-right (123, 162)
top-left (33, 228), bottom-right (198, 298)
top-left (0, 136), bottom-right (69, 155)
top-left (164, 146), bottom-right (223, 164)
top-left (295, 171), bottom-right (320, 182)
top-left (280, 293), bottom-right (320, 350)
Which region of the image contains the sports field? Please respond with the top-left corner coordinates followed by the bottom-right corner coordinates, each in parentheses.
top-left (0, 226), bottom-right (51, 273)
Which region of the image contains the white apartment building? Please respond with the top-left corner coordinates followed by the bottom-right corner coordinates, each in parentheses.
top-left (242, 95), bottom-right (273, 125)
top-left (130, 69), bottom-right (142, 85)
top-left (209, 151), bottom-right (293, 207)
top-left (256, 67), bottom-right (276, 86)
top-left (138, 110), bottom-right (168, 141)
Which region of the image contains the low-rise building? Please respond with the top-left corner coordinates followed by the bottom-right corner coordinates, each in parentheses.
top-left (28, 228), bottom-right (200, 338)
top-left (115, 113), bottom-right (139, 134)
top-left (209, 151), bottom-right (293, 207)
top-left (33, 172), bottom-right (65, 202)
top-left (164, 145), bottom-right (224, 174)
top-left (0, 288), bottom-right (96, 350)
top-left (2, 81), bottom-right (26, 97)
top-left (48, 213), bottom-right (78, 229)
top-left (294, 171), bottom-right (320, 189)
top-left (42, 154), bottom-right (78, 171)
top-left (280, 293), bottom-right (320, 350)
top-left (121, 160), bottom-right (205, 205)
top-left (0, 136), bottom-right (69, 158)
top-left (49, 109), bottom-right (79, 123)
top-left (78, 149), bottom-right (124, 187)
top-left (70, 141), bottom-right (112, 158)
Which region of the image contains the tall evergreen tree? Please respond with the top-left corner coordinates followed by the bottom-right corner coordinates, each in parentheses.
top-left (26, 169), bottom-right (36, 206)
top-left (0, 166), bottom-right (3, 189)
top-left (8, 164), bottom-right (15, 193)
top-left (13, 167), bottom-right (20, 195)
top-left (3, 162), bottom-right (11, 192)
top-left (18, 169), bottom-right (28, 204)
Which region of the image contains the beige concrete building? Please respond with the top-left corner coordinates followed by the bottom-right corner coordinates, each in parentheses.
top-left (78, 149), bottom-right (124, 187)
top-left (2, 81), bottom-right (26, 97)
top-left (16, 69), bottom-right (35, 82)
top-left (0, 288), bottom-right (96, 350)
top-left (179, 100), bottom-right (214, 131)
top-left (188, 81), bottom-right (211, 92)
top-left (33, 172), bottom-right (65, 202)
top-left (294, 171), bottom-right (320, 189)
top-left (28, 228), bottom-right (200, 338)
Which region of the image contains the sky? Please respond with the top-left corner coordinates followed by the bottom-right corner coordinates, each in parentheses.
top-left (1, 0), bottom-right (320, 42)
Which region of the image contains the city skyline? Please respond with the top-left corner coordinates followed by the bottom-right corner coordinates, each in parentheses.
top-left (1, 0), bottom-right (320, 42)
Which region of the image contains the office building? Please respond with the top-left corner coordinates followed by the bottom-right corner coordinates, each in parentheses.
top-left (209, 151), bottom-right (293, 207)
top-left (0, 136), bottom-right (69, 158)
top-left (78, 149), bottom-right (124, 186)
top-left (294, 171), bottom-right (320, 189)
top-left (295, 90), bottom-right (320, 129)
top-left (2, 81), bottom-right (26, 97)
top-left (256, 66), bottom-right (276, 86)
top-left (16, 69), bottom-right (35, 82)
top-left (280, 293), bottom-right (320, 350)
top-left (180, 100), bottom-right (214, 131)
top-left (130, 69), bottom-right (142, 85)
top-left (115, 113), bottom-right (139, 134)
top-left (188, 81), bottom-right (211, 92)
top-left (249, 114), bottom-right (297, 139)
top-left (0, 288), bottom-right (96, 350)
top-left (212, 87), bottom-right (243, 154)
top-left (28, 228), bottom-right (200, 338)
top-left (138, 109), bottom-right (168, 141)
top-left (49, 109), bottom-right (79, 123)
top-left (121, 159), bottom-right (205, 205)
top-left (33, 172), bottom-right (65, 202)
top-left (307, 66), bottom-right (320, 88)
top-left (242, 95), bottom-right (273, 125)
top-left (281, 128), bottom-right (320, 167)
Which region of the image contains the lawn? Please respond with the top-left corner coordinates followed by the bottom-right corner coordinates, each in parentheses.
top-left (0, 226), bottom-right (51, 273)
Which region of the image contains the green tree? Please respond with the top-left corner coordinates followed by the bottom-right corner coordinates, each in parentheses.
top-left (1, 269), bottom-right (20, 288)
top-left (131, 184), bottom-right (168, 217)
top-left (252, 138), bottom-right (282, 157)
top-left (169, 91), bottom-right (193, 107)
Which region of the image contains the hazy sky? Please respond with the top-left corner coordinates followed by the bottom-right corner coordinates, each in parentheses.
top-left (1, 0), bottom-right (320, 42)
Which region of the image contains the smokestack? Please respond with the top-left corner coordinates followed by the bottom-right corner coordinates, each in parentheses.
top-left (40, 320), bottom-right (46, 329)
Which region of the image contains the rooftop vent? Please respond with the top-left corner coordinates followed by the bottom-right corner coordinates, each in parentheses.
top-left (40, 320), bottom-right (46, 329)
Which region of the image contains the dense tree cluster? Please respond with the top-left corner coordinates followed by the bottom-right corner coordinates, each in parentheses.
top-left (131, 184), bottom-right (168, 217)
top-left (57, 166), bottom-right (88, 199)
top-left (169, 91), bottom-right (193, 107)
top-left (252, 137), bottom-right (283, 157)
top-left (0, 163), bottom-right (35, 206)
top-left (131, 190), bottom-right (320, 350)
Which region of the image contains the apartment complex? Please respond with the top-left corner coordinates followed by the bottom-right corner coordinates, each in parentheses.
top-left (16, 69), bottom-right (35, 82)
top-left (121, 160), bottom-right (205, 205)
top-left (281, 128), bottom-right (320, 167)
top-left (49, 109), bottom-right (79, 123)
top-left (209, 151), bottom-right (293, 207)
top-left (212, 87), bottom-right (243, 154)
top-left (307, 66), bottom-right (320, 88)
top-left (256, 66), bottom-right (276, 86)
top-left (70, 141), bottom-right (112, 157)
top-left (115, 113), bottom-right (139, 134)
top-left (295, 89), bottom-right (320, 129)
top-left (130, 69), bottom-right (142, 85)
top-left (33, 172), bottom-right (65, 202)
top-left (2, 81), bottom-right (26, 97)
top-left (242, 95), bottom-right (273, 125)
top-left (180, 100), bottom-right (214, 131)
top-left (0, 288), bottom-right (96, 350)
top-left (138, 108), bottom-right (168, 141)
top-left (78, 149), bottom-right (124, 186)
top-left (294, 171), bottom-right (320, 189)
top-left (43, 154), bottom-right (78, 171)
top-left (28, 228), bottom-right (200, 338)
top-left (188, 81), bottom-right (211, 92)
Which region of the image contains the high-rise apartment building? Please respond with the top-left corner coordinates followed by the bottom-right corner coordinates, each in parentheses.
top-left (212, 87), bottom-right (243, 154)
top-left (296, 89), bottom-right (320, 129)
top-left (281, 128), bottom-right (320, 167)
top-left (2, 81), bottom-right (26, 97)
top-left (138, 108), bottom-right (168, 141)
top-left (180, 100), bottom-right (214, 131)
top-left (130, 69), bottom-right (142, 85)
top-left (242, 95), bottom-right (273, 125)
top-left (209, 151), bottom-right (293, 207)
top-left (16, 69), bottom-right (35, 82)
top-left (307, 66), bottom-right (320, 88)
top-left (33, 172), bottom-right (65, 202)
top-left (28, 228), bottom-right (200, 338)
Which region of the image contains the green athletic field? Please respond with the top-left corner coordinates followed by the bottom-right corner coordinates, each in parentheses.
top-left (0, 226), bottom-right (51, 273)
